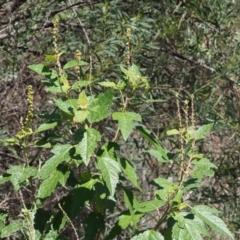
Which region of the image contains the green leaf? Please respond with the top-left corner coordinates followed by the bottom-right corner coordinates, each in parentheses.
top-left (54, 98), bottom-right (78, 116)
top-left (136, 126), bottom-right (169, 160)
top-left (118, 158), bottom-right (141, 190)
top-left (120, 64), bottom-right (149, 90)
top-left (192, 205), bottom-right (234, 239)
top-left (45, 54), bottom-right (57, 61)
top-left (28, 64), bottom-right (51, 75)
top-left (37, 144), bottom-right (73, 179)
top-left (167, 129), bottom-right (180, 135)
top-left (120, 64), bottom-right (140, 85)
top-left (122, 188), bottom-right (139, 214)
top-left (88, 90), bottom-right (113, 123)
top-left (77, 90), bottom-right (89, 109)
top-left (70, 185), bottom-right (95, 219)
top-left (154, 178), bottom-right (177, 201)
top-left (97, 157), bottom-right (121, 197)
top-left (37, 169), bottom-right (70, 198)
top-left (7, 166), bottom-right (37, 190)
top-left (74, 109), bottom-right (89, 123)
top-left (78, 128), bottom-right (101, 166)
top-left (118, 213), bottom-right (143, 229)
top-left (191, 158), bottom-right (217, 180)
top-left (131, 230), bottom-right (164, 240)
top-left (84, 212), bottom-right (105, 240)
top-left (148, 149), bottom-right (170, 163)
top-left (194, 123), bottom-right (214, 140)
top-left (154, 177), bottom-right (176, 189)
top-left (98, 81), bottom-right (117, 88)
top-left (63, 60), bottom-right (88, 69)
top-left (43, 229), bottom-right (59, 239)
top-left (135, 199), bottom-right (165, 213)
top-left (112, 112), bottom-right (142, 141)
top-left (172, 214), bottom-right (210, 240)
top-left (34, 122), bottom-right (58, 134)
top-left (1, 220), bottom-right (21, 238)
top-left (60, 74), bottom-right (70, 93)
top-left (0, 175), bottom-right (11, 185)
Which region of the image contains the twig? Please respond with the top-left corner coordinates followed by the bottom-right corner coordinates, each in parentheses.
top-left (68, 0), bottom-right (91, 47)
top-left (58, 203), bottom-right (80, 240)
top-left (162, 47), bottom-right (216, 72)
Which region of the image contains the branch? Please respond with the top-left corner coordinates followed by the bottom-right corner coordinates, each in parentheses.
top-left (162, 47), bottom-right (216, 73)
top-left (48, 0), bottom-right (100, 19)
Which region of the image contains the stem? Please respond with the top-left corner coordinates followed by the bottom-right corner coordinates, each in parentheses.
top-left (154, 202), bottom-right (173, 231)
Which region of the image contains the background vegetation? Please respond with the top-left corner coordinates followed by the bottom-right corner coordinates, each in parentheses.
top-left (0, 0), bottom-right (240, 239)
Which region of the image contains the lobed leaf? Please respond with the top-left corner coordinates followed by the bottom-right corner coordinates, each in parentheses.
top-left (88, 90), bottom-right (113, 123)
top-left (112, 112), bottom-right (142, 141)
top-left (118, 213), bottom-right (143, 230)
top-left (191, 158), bottom-right (217, 180)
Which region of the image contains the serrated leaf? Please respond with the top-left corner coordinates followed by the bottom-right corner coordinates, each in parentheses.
top-left (135, 199), bottom-right (165, 213)
top-left (77, 91), bottom-right (89, 109)
top-left (60, 74), bottom-right (70, 93)
top-left (88, 90), bottom-right (113, 123)
top-left (112, 112), bottom-right (142, 141)
top-left (172, 221), bottom-right (204, 240)
top-left (122, 188), bottom-right (139, 214)
top-left (43, 229), bottom-right (59, 239)
top-left (74, 109), bottom-right (89, 123)
top-left (118, 158), bottom-right (141, 190)
top-left (97, 157), bottom-right (121, 197)
top-left (34, 122), bottom-right (58, 134)
top-left (7, 166), bottom-right (37, 190)
top-left (136, 126), bottom-right (169, 160)
top-left (37, 144), bottom-right (73, 179)
top-left (154, 177), bottom-right (176, 188)
top-left (79, 128), bottom-right (101, 166)
top-left (84, 212), bottom-right (105, 240)
top-left (38, 169), bottom-right (69, 198)
top-left (63, 60), bottom-right (88, 69)
top-left (192, 205), bottom-right (234, 239)
top-left (131, 230), bottom-right (164, 240)
top-left (154, 178), bottom-right (177, 201)
top-left (54, 98), bottom-right (77, 116)
top-left (120, 64), bottom-right (140, 85)
top-left (70, 186), bottom-right (95, 219)
top-left (1, 220), bottom-right (21, 238)
top-left (120, 64), bottom-right (149, 90)
top-left (118, 213), bottom-right (143, 229)
top-left (191, 158), bottom-right (217, 180)
top-left (183, 216), bottom-right (210, 238)
top-left (0, 175), bottom-right (11, 185)
top-left (194, 123), bottom-right (214, 140)
top-left (148, 149), bottom-right (170, 163)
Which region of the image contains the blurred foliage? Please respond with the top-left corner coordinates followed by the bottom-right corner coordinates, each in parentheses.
top-left (0, 0), bottom-right (240, 239)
